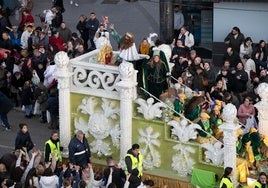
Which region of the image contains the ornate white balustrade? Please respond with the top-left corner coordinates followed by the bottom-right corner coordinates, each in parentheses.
top-left (70, 49), bottom-right (122, 100)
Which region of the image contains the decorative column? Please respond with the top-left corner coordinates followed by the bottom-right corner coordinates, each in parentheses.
top-left (219, 103), bottom-right (240, 184)
top-left (255, 83), bottom-right (268, 138)
top-left (116, 61), bottom-right (137, 162)
top-left (54, 51), bottom-right (72, 158)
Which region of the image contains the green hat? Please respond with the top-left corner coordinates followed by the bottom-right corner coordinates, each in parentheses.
top-left (153, 49), bottom-right (160, 56)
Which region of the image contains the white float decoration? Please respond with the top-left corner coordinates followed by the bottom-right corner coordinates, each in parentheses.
top-left (201, 141), bottom-right (224, 166)
top-left (168, 118), bottom-right (201, 143)
top-left (138, 126), bottom-right (161, 169)
top-left (135, 97), bottom-right (166, 120)
top-left (75, 97), bottom-right (120, 156)
top-left (172, 143), bottom-right (195, 177)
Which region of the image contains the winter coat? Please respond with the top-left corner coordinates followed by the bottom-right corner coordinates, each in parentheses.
top-left (34, 83), bottom-right (48, 111)
top-left (15, 130), bottom-right (34, 151)
top-left (49, 36), bottom-right (64, 51)
top-left (232, 69), bottom-right (248, 93)
top-left (46, 95), bottom-right (58, 114)
top-left (103, 166), bottom-right (126, 188)
top-left (86, 18), bottom-right (99, 36)
top-left (222, 51), bottom-right (241, 68)
top-left (20, 87), bottom-right (34, 105)
top-left (39, 175), bottom-right (59, 188)
top-left (0, 38), bottom-right (13, 50)
top-left (51, 12), bottom-right (63, 28)
top-left (9, 30), bottom-right (22, 47)
top-left (76, 20), bottom-right (89, 41)
top-left (10, 73), bottom-right (25, 91)
top-left (68, 136), bottom-right (91, 167)
top-left (0, 91), bottom-right (13, 113)
top-left (224, 32), bottom-right (245, 53)
top-left (0, 16), bottom-right (7, 34)
top-left (58, 27), bottom-right (72, 44)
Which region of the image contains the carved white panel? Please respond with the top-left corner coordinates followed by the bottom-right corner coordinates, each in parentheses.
top-left (138, 126), bottom-right (161, 169)
top-left (168, 119), bottom-right (201, 143)
top-left (201, 142), bottom-right (224, 166)
top-left (75, 97), bottom-right (120, 156)
top-left (135, 98), bottom-right (166, 120)
top-left (172, 144), bottom-right (195, 177)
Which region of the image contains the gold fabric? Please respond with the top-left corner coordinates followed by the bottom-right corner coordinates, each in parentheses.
top-left (236, 157), bottom-right (249, 183)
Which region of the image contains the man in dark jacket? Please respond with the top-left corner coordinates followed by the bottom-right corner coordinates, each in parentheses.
top-left (0, 91), bottom-right (12, 130)
top-left (46, 87), bottom-right (59, 129)
top-left (51, 6), bottom-right (63, 29)
top-left (0, 11), bottom-right (7, 35)
top-left (86, 12), bottom-right (99, 51)
top-left (15, 123), bottom-right (34, 152)
top-left (231, 62), bottom-right (248, 103)
top-left (222, 47), bottom-right (241, 68)
top-left (31, 49), bottom-right (48, 82)
top-left (53, 0), bottom-right (65, 13)
top-left (259, 69), bottom-right (268, 83)
top-left (0, 31), bottom-right (13, 50)
top-left (103, 157), bottom-right (126, 188)
top-left (68, 130), bottom-right (91, 168)
top-left (224, 26), bottom-right (244, 54)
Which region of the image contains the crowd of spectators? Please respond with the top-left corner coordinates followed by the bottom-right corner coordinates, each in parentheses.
top-left (167, 26), bottom-right (267, 121)
top-left (0, 127), bottom-right (156, 187)
top-left (0, 0), bottom-right (104, 130)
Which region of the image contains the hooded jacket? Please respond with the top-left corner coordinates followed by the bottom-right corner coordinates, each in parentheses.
top-left (39, 175), bottom-right (59, 188)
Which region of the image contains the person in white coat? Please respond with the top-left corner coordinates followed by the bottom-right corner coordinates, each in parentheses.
top-left (20, 25), bottom-right (33, 49)
top-left (39, 167), bottom-right (59, 188)
top-left (240, 37), bottom-right (253, 65)
top-left (178, 26), bottom-right (194, 51)
top-left (44, 6), bottom-right (57, 26)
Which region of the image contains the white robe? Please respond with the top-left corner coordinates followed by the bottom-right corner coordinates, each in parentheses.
top-left (119, 43), bottom-right (140, 61)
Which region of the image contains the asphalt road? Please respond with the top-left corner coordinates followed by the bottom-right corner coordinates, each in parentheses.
top-left (0, 108), bottom-right (52, 156)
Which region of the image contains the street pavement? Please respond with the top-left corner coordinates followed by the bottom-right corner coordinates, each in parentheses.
top-left (0, 0), bottom-right (160, 157)
top-left (0, 108), bottom-right (52, 157)
top-left (11, 0), bottom-right (160, 48)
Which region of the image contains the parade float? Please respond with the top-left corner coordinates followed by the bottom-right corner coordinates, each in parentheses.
top-left (53, 48), bottom-right (268, 188)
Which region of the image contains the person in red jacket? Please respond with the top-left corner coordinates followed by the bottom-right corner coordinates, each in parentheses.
top-left (18, 9), bottom-right (34, 32)
top-left (49, 30), bottom-right (65, 52)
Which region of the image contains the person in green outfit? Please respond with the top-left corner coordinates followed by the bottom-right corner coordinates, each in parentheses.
top-left (184, 95), bottom-right (206, 121)
top-left (143, 49), bottom-right (169, 99)
top-left (196, 112), bottom-right (214, 144)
